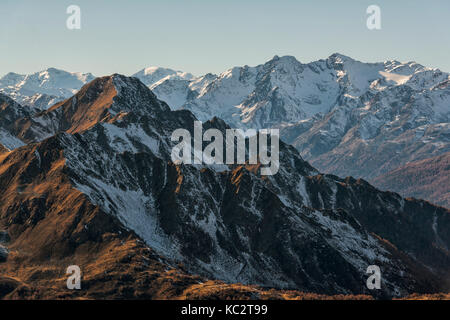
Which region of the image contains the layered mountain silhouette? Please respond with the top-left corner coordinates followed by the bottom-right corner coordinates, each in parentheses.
top-left (146, 55), bottom-right (450, 208)
top-left (6, 54), bottom-right (446, 208)
top-left (0, 75), bottom-right (448, 299)
top-left (0, 68), bottom-right (95, 110)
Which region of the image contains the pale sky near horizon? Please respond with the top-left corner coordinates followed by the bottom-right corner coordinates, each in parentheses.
top-left (1, 0), bottom-right (449, 77)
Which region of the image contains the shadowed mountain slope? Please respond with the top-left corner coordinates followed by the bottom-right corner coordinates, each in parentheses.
top-left (0, 75), bottom-right (448, 299)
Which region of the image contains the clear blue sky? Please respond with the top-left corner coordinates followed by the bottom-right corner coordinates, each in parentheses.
top-left (1, 0), bottom-right (449, 77)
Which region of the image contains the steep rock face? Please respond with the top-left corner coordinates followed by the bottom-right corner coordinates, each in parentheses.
top-left (0, 139), bottom-right (265, 300)
top-left (164, 55), bottom-right (341, 128)
top-left (0, 93), bottom-right (36, 150)
top-left (0, 130), bottom-right (375, 300)
top-left (149, 73), bottom-right (218, 110)
top-left (0, 74), bottom-right (448, 298)
top-left (372, 152), bottom-right (450, 208)
top-left (11, 75), bottom-right (171, 143)
top-left (153, 54), bottom-right (448, 130)
top-left (19, 93), bottom-right (61, 111)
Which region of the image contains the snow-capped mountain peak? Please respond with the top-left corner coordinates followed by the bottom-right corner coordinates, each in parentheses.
top-left (142, 55), bottom-right (450, 199)
top-left (0, 72), bottom-right (26, 88)
top-left (0, 68), bottom-right (95, 110)
top-left (17, 67), bottom-right (95, 94)
top-left (132, 66), bottom-right (195, 88)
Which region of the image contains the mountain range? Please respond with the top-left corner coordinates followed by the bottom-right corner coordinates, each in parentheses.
top-left (0, 72), bottom-right (448, 299)
top-left (147, 54), bottom-right (450, 207)
top-left (0, 68), bottom-right (95, 110)
top-left (1, 54), bottom-right (448, 208)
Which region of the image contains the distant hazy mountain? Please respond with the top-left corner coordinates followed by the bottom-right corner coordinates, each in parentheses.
top-left (132, 66), bottom-right (194, 87)
top-left (0, 68), bottom-right (95, 109)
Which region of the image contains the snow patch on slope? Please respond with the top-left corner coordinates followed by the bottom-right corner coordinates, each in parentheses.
top-left (379, 71), bottom-right (411, 85)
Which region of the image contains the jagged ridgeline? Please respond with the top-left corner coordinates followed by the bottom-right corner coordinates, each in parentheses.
top-left (2, 55), bottom-right (449, 207)
top-left (0, 74), bottom-right (448, 299)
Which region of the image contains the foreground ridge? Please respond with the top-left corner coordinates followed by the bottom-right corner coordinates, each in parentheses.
top-left (0, 74), bottom-right (448, 299)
